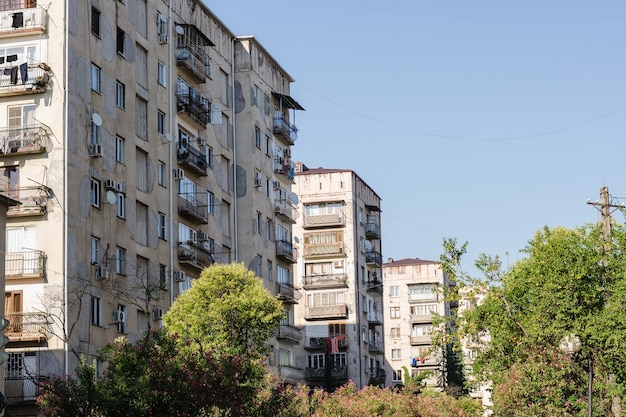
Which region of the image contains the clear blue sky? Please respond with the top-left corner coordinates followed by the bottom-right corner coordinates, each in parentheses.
top-left (208, 1), bottom-right (626, 275)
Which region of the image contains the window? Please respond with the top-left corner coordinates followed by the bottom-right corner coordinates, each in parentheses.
top-left (90, 178), bottom-right (101, 208)
top-left (391, 327), bottom-right (401, 339)
top-left (91, 296), bottom-right (102, 326)
top-left (266, 345), bottom-right (275, 366)
top-left (91, 122), bottom-right (100, 145)
top-left (254, 126), bottom-right (261, 148)
top-left (117, 27), bottom-right (125, 56)
top-left (115, 247), bottom-right (126, 275)
top-left (158, 161), bottom-right (166, 186)
top-left (391, 348), bottom-right (401, 359)
top-left (254, 255), bottom-right (262, 276)
top-left (116, 193), bottom-right (125, 219)
top-left (207, 191), bottom-right (214, 215)
top-left (158, 212), bottom-right (166, 240)
top-left (159, 264), bottom-right (168, 290)
top-left (136, 202), bottom-right (148, 246)
top-left (390, 306), bottom-right (400, 319)
top-left (205, 146), bottom-right (213, 168)
top-left (408, 284), bottom-right (436, 301)
top-left (251, 85), bottom-right (259, 106)
top-left (308, 354), bottom-right (325, 369)
top-left (392, 369), bottom-right (403, 382)
top-left (115, 136), bottom-right (125, 163)
top-left (91, 236), bottom-right (100, 265)
top-left (254, 211), bottom-right (261, 234)
top-left (136, 148), bottom-right (148, 192)
top-left (389, 285), bottom-right (399, 297)
top-left (410, 304), bottom-right (437, 317)
top-left (157, 13), bottom-right (167, 40)
top-left (157, 110), bottom-right (165, 135)
top-left (219, 69), bottom-right (228, 104)
top-left (265, 135), bottom-right (271, 156)
top-left (116, 305), bottom-right (127, 334)
top-left (266, 260), bottom-right (273, 281)
top-left (116, 81), bottom-right (126, 109)
top-left (136, 0), bottom-right (147, 37)
top-left (306, 291), bottom-right (345, 307)
top-left (157, 61), bottom-right (166, 86)
top-left (136, 97), bottom-right (148, 140)
top-left (136, 45), bottom-right (147, 87)
top-left (91, 63), bottom-right (101, 92)
top-left (91, 7), bottom-right (101, 37)
top-left (6, 352), bottom-right (23, 378)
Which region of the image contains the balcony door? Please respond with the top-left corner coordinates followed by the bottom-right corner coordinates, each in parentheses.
top-left (6, 225), bottom-right (36, 274)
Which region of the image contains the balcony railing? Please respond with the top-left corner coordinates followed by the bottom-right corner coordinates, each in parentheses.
top-left (368, 339), bottom-right (384, 353)
top-left (303, 212), bottom-right (344, 228)
top-left (364, 222), bottom-right (381, 239)
top-left (305, 366), bottom-right (348, 381)
top-left (273, 112), bottom-right (298, 144)
top-left (6, 186), bottom-right (49, 217)
top-left (302, 273), bottom-right (348, 290)
top-left (5, 312), bottom-right (49, 342)
top-left (177, 146), bottom-right (208, 176)
top-left (366, 279), bottom-right (383, 295)
top-left (306, 335), bottom-right (348, 350)
top-left (276, 324), bottom-right (302, 344)
top-left (177, 240), bottom-right (214, 271)
top-left (305, 304), bottom-right (348, 320)
top-left (410, 313), bottom-right (434, 323)
top-left (277, 281), bottom-right (299, 303)
top-left (0, 123), bottom-right (51, 156)
top-left (274, 157), bottom-right (295, 180)
top-left (0, 65), bottom-right (49, 97)
top-left (5, 250), bottom-right (45, 278)
top-left (368, 367), bottom-right (386, 385)
top-left (276, 239), bottom-right (297, 263)
top-left (303, 242), bottom-right (344, 258)
top-left (408, 293), bottom-right (438, 303)
top-left (367, 310), bottom-right (384, 326)
top-left (177, 94), bottom-right (210, 127)
top-left (365, 250), bottom-right (382, 266)
top-left (275, 199), bottom-right (299, 223)
top-left (0, 6), bottom-right (47, 38)
top-left (277, 365), bottom-right (304, 382)
top-left (410, 335), bottom-right (432, 345)
top-left (5, 375), bottom-right (48, 403)
top-left (177, 193), bottom-right (208, 224)
top-left (411, 356), bottom-right (441, 367)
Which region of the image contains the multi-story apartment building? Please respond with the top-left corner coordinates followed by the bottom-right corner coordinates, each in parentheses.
top-left (382, 258), bottom-right (454, 389)
top-left (293, 164), bottom-right (385, 389)
top-left (0, 0), bottom-right (302, 413)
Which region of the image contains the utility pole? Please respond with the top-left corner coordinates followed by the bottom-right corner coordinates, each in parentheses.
top-left (587, 186), bottom-right (625, 249)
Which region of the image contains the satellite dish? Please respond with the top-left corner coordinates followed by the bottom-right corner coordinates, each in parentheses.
top-left (106, 190), bottom-right (117, 205)
top-left (288, 192), bottom-right (299, 204)
top-left (175, 25), bottom-right (184, 35)
top-left (92, 112), bottom-right (103, 127)
top-left (294, 236), bottom-right (300, 244)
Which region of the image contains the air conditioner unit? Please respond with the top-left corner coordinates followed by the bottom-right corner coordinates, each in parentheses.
top-left (112, 311), bottom-right (125, 323)
top-left (158, 33), bottom-right (168, 44)
top-left (89, 143), bottom-right (102, 157)
top-left (198, 232), bottom-right (209, 242)
top-left (254, 173), bottom-right (262, 187)
top-left (333, 260), bottom-right (344, 268)
top-left (173, 168), bottom-right (185, 180)
top-left (152, 308), bottom-right (164, 320)
top-left (197, 137), bottom-right (206, 146)
top-left (173, 271), bottom-right (186, 282)
top-left (105, 179), bottom-right (118, 190)
top-left (272, 181), bottom-right (281, 190)
top-left (115, 182), bottom-right (126, 194)
top-left (95, 266), bottom-right (109, 280)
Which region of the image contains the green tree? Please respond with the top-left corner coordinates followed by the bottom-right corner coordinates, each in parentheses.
top-left (163, 263), bottom-right (285, 358)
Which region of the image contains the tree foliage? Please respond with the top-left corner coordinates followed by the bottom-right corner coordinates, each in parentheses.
top-left (163, 263), bottom-right (284, 358)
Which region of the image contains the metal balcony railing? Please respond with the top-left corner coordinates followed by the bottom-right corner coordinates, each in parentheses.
top-left (368, 339), bottom-right (384, 353)
top-left (5, 250), bottom-right (45, 278)
top-left (305, 366), bottom-right (347, 380)
top-left (365, 250), bottom-right (382, 266)
top-left (6, 186), bottom-right (49, 216)
top-left (177, 145), bottom-right (208, 176)
top-left (0, 65), bottom-right (49, 97)
top-left (177, 193), bottom-right (208, 224)
top-left (5, 375), bottom-right (48, 403)
top-left (276, 239), bottom-right (297, 263)
top-left (367, 310), bottom-right (384, 325)
top-left (276, 281), bottom-right (299, 303)
top-left (177, 240), bottom-right (214, 271)
top-left (368, 367), bottom-right (386, 385)
top-left (366, 279), bottom-right (383, 295)
top-left (273, 157), bottom-right (295, 180)
top-left (302, 273), bottom-right (348, 289)
top-left (273, 112), bottom-right (298, 144)
top-left (364, 222), bottom-right (381, 239)
top-left (275, 199), bottom-right (299, 223)
top-left (177, 94), bottom-right (210, 127)
top-left (5, 312), bottom-right (49, 341)
top-left (305, 304), bottom-right (348, 320)
top-left (306, 335), bottom-right (348, 350)
top-left (0, 123), bottom-right (51, 155)
top-left (0, 5), bottom-right (46, 37)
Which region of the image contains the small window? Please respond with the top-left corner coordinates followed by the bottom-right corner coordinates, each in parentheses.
top-left (91, 296), bottom-right (102, 326)
top-left (392, 369), bottom-right (403, 382)
top-left (91, 236), bottom-right (100, 265)
top-left (116, 136), bottom-right (125, 163)
top-left (389, 286), bottom-right (399, 297)
top-left (91, 122), bottom-right (100, 145)
top-left (157, 110), bottom-right (165, 135)
top-left (115, 247), bottom-right (126, 275)
top-left (207, 191), bottom-right (214, 215)
top-left (390, 306), bottom-right (400, 319)
top-left (157, 61), bottom-right (166, 86)
top-left (391, 348), bottom-right (401, 359)
top-left (390, 327), bottom-right (401, 339)
top-left (158, 212), bottom-right (166, 240)
top-left (116, 305), bottom-right (127, 334)
top-left (91, 7), bottom-right (101, 37)
top-left (116, 194), bottom-right (125, 219)
top-left (158, 161), bottom-right (166, 187)
top-left (117, 27), bottom-right (125, 56)
top-left (254, 127), bottom-right (261, 148)
top-left (91, 63), bottom-right (101, 93)
top-left (116, 81), bottom-right (126, 109)
top-left (90, 178), bottom-right (101, 208)
top-left (159, 264), bottom-right (168, 290)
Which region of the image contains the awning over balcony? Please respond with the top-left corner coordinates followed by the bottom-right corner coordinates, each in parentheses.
top-left (272, 92), bottom-right (304, 111)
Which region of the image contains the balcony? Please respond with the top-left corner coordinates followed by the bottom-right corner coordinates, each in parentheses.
top-left (364, 222), bottom-right (381, 240)
top-left (366, 279), bottom-right (383, 295)
top-left (274, 157), bottom-right (295, 181)
top-left (177, 146), bottom-right (208, 176)
top-left (5, 312), bottom-right (49, 342)
top-left (367, 310), bottom-right (383, 326)
top-left (6, 186), bottom-right (49, 217)
top-left (302, 273), bottom-right (348, 290)
top-left (368, 339), bottom-right (384, 353)
top-left (277, 365), bottom-right (304, 383)
top-left (303, 242), bottom-right (344, 258)
top-left (175, 25), bottom-right (212, 83)
top-left (365, 250), bottom-right (382, 266)
top-left (410, 356), bottom-right (441, 367)
top-left (305, 304), bottom-right (347, 320)
top-left (276, 324), bottom-right (302, 344)
top-left (276, 239), bottom-right (297, 263)
top-left (0, 5), bottom-right (47, 38)
top-left (305, 366), bottom-right (348, 381)
top-left (410, 313), bottom-right (434, 323)
top-left (5, 250), bottom-right (45, 278)
top-left (303, 212), bottom-right (344, 228)
top-left (410, 335), bottom-right (432, 345)
top-left (368, 367), bottom-right (386, 386)
top-left (305, 335), bottom-right (348, 350)
top-left (177, 240), bottom-right (214, 271)
top-left (273, 111), bottom-right (298, 144)
top-left (177, 94), bottom-right (210, 127)
top-left (0, 123), bottom-right (51, 156)
top-left (0, 64), bottom-right (50, 97)
top-left (275, 199), bottom-right (299, 223)
top-left (408, 293), bottom-right (438, 303)
top-left (177, 193), bottom-right (208, 224)
top-left (5, 375), bottom-right (47, 404)
top-left (277, 281), bottom-right (299, 304)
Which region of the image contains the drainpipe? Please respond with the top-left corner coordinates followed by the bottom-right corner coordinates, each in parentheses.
top-left (63, 0), bottom-right (69, 376)
top-left (168, 1), bottom-right (174, 304)
top-left (231, 37), bottom-right (238, 261)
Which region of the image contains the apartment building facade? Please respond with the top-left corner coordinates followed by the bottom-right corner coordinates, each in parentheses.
top-left (293, 165), bottom-right (385, 389)
top-left (1, 0), bottom-right (302, 413)
top-left (382, 258), bottom-right (454, 389)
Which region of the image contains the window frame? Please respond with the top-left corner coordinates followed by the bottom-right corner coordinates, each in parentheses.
top-left (91, 7), bottom-right (101, 37)
top-left (90, 178), bottom-right (101, 208)
top-left (115, 136), bottom-right (125, 163)
top-left (116, 80), bottom-right (126, 109)
top-left (91, 63), bottom-right (101, 93)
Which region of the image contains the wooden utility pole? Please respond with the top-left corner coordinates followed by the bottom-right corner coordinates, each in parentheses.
top-left (587, 186), bottom-right (624, 248)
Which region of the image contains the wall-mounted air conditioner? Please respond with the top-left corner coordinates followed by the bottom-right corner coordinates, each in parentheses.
top-left (95, 266), bottom-right (109, 280)
top-left (89, 143), bottom-right (102, 157)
